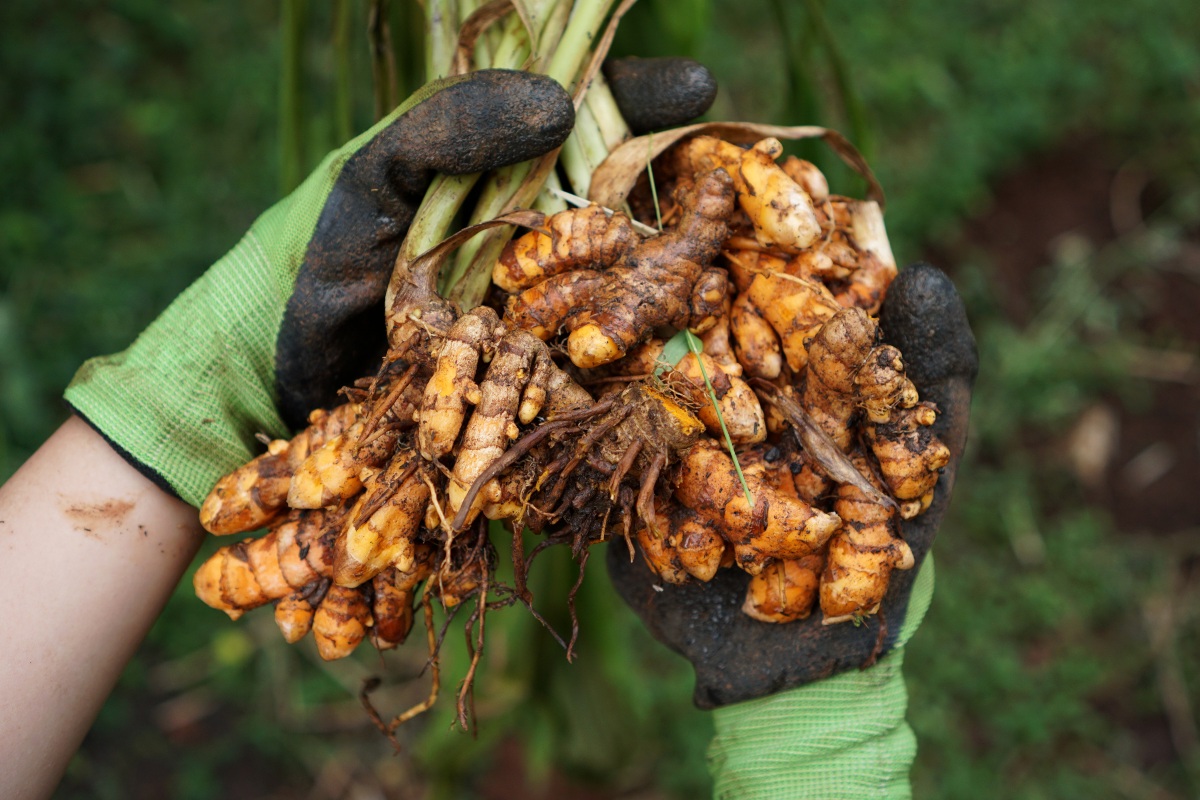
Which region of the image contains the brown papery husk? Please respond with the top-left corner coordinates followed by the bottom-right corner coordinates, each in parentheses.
top-left (588, 123), bottom-right (884, 211)
top-left (450, 0), bottom-right (537, 77)
top-left (385, 209), bottom-right (546, 346)
top-left (751, 378), bottom-right (896, 510)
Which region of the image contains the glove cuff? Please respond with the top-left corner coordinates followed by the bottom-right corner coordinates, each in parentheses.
top-left (897, 553), bottom-right (934, 647)
top-left (63, 226), bottom-right (292, 508)
top-left (704, 557), bottom-right (934, 799)
top-left (59, 88), bottom-right (441, 508)
top-left (708, 647), bottom-right (914, 799)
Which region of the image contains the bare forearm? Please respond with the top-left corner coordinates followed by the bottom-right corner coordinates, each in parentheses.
top-left (0, 416), bottom-right (204, 800)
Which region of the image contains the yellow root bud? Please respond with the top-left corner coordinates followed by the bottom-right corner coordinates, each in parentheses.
top-left (675, 352), bottom-right (766, 445)
top-left (742, 555), bottom-right (823, 623)
top-left (288, 429), bottom-right (365, 509)
top-left (334, 454), bottom-right (429, 588)
top-left (418, 308), bottom-right (498, 459)
top-left (313, 584), bottom-right (371, 660)
top-left (274, 592), bottom-right (315, 644)
top-left (730, 292), bottom-right (782, 379)
top-left (866, 401), bottom-right (951, 504)
top-left (737, 138), bottom-right (822, 251)
top-left (746, 272), bottom-right (840, 372)
top-left (819, 454), bottom-right (915, 624)
top-left (493, 205), bottom-right (636, 293)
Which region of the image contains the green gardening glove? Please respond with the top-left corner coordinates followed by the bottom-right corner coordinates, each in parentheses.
top-left (64, 62), bottom-right (718, 507)
top-left (608, 263), bottom-right (978, 798)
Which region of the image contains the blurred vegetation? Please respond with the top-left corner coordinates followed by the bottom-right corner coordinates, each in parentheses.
top-left (3, 0), bottom-right (1199, 797)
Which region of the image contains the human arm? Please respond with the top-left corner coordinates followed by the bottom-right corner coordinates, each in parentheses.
top-left (0, 68), bottom-right (579, 800)
top-left (0, 416), bottom-right (205, 800)
top-left (0, 61), bottom-right (717, 798)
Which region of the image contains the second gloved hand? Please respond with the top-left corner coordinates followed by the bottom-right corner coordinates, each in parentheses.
top-left (607, 264), bottom-right (977, 798)
top-left (608, 263), bottom-right (977, 705)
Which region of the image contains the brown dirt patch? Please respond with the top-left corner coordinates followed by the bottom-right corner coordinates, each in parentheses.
top-left (926, 136), bottom-right (1200, 536)
top-left (60, 496), bottom-right (136, 538)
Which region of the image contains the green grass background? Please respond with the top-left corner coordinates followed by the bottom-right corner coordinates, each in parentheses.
top-left (3, 0), bottom-right (1199, 797)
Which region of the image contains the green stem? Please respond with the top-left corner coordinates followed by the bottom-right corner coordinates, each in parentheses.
top-left (445, 160), bottom-right (536, 305)
top-left (583, 71), bottom-right (629, 150)
top-left (407, 172), bottom-right (482, 278)
top-left (412, 174), bottom-right (483, 255)
top-left (559, 121), bottom-right (595, 198)
top-left (534, 169), bottom-right (569, 214)
top-left (279, 0), bottom-right (308, 194)
top-left (425, 0), bottom-right (460, 81)
top-left (490, 12), bottom-right (532, 69)
top-left (545, 0), bottom-right (614, 88)
top-left (560, 57), bottom-right (628, 198)
top-left (532, 0), bottom-right (573, 65)
top-left (464, 0), bottom-right (495, 67)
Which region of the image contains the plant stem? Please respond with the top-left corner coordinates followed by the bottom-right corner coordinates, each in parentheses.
top-left (425, 0), bottom-right (460, 81)
top-left (560, 121), bottom-right (595, 198)
top-left (445, 160), bottom-right (537, 304)
top-left (279, 0), bottom-right (308, 194)
top-left (560, 54), bottom-right (627, 198)
top-left (409, 173), bottom-right (482, 265)
top-left (545, 0), bottom-right (613, 88)
top-left (584, 71), bottom-right (628, 150)
top-left (535, 169), bottom-right (570, 214)
top-left (490, 12), bottom-right (532, 69)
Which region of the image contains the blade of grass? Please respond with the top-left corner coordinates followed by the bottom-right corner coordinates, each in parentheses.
top-left (425, 0), bottom-right (461, 81)
top-left (646, 132), bottom-right (663, 231)
top-left (683, 330), bottom-right (753, 506)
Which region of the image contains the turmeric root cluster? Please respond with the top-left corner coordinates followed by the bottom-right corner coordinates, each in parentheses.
top-left (193, 132), bottom-right (949, 735)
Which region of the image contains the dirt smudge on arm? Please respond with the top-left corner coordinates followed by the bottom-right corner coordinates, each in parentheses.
top-left (58, 496), bottom-right (136, 541)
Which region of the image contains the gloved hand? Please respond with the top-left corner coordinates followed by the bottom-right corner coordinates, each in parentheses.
top-left (64, 61), bottom-right (717, 508)
top-left (607, 263), bottom-right (977, 797)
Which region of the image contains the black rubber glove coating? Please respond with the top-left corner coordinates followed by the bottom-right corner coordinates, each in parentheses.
top-left (273, 61), bottom-right (720, 430)
top-left (274, 70), bottom-right (575, 428)
top-left (603, 57), bottom-right (718, 135)
top-left (607, 263), bottom-right (978, 709)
